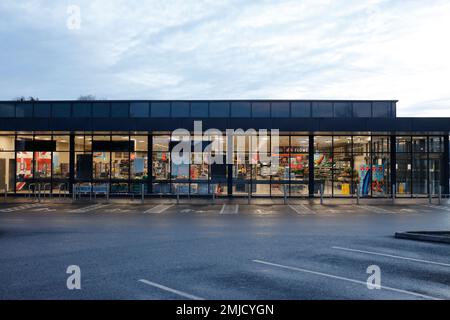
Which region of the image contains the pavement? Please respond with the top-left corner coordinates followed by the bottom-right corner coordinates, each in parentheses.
top-left (0, 199), bottom-right (449, 300)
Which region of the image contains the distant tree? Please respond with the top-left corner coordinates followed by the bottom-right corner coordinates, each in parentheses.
top-left (14, 96), bottom-right (39, 101)
top-left (77, 95), bottom-right (96, 101)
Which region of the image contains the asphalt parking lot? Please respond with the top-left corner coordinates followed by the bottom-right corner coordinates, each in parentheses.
top-left (0, 200), bottom-right (449, 300)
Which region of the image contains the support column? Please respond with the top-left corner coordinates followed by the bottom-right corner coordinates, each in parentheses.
top-left (69, 133), bottom-right (75, 194)
top-left (443, 135), bottom-right (449, 196)
top-left (308, 134), bottom-right (314, 198)
top-left (148, 132), bottom-right (153, 194)
top-left (390, 135), bottom-right (396, 197)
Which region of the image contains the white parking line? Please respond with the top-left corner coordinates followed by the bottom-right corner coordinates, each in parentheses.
top-left (0, 203), bottom-right (44, 212)
top-left (253, 259), bottom-right (440, 300)
top-left (31, 207), bottom-right (56, 212)
top-left (144, 204), bottom-right (174, 214)
top-left (69, 204), bottom-right (111, 213)
top-left (360, 205), bottom-right (390, 213)
top-left (332, 246), bottom-right (450, 267)
top-left (288, 204), bottom-right (315, 215)
top-left (138, 279), bottom-right (204, 300)
top-left (220, 204), bottom-right (239, 214)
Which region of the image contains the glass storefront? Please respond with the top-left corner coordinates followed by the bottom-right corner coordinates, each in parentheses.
top-left (0, 131), bottom-right (447, 197)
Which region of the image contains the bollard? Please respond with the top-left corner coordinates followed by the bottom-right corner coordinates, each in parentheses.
top-left (38, 183), bottom-right (41, 203)
top-left (392, 184), bottom-right (396, 204)
top-left (283, 185), bottom-right (287, 205)
top-left (438, 185), bottom-right (442, 205)
top-left (248, 184), bottom-right (251, 204)
top-left (72, 184), bottom-right (77, 202)
top-left (356, 184), bottom-right (360, 205)
top-left (4, 184), bottom-right (7, 202)
top-left (106, 184), bottom-right (110, 202)
top-left (89, 183), bottom-right (92, 202)
top-left (176, 185), bottom-right (180, 205)
top-left (429, 183), bottom-right (432, 204)
top-left (320, 183), bottom-right (324, 205)
top-left (212, 184), bottom-right (216, 204)
top-left (141, 184), bottom-right (145, 204)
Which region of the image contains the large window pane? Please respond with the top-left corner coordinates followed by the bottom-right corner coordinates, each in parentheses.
top-left (291, 102), bottom-right (310, 117)
top-left (152, 136), bottom-right (170, 180)
top-left (412, 154), bottom-right (427, 195)
top-left (0, 151), bottom-right (15, 191)
top-left (16, 151), bottom-right (33, 182)
top-left (131, 135), bottom-right (148, 180)
top-left (231, 102), bottom-right (250, 117)
top-left (34, 151), bottom-right (51, 178)
top-left (271, 102), bottom-right (290, 117)
top-left (151, 102), bottom-right (170, 117)
top-left (396, 136), bottom-right (411, 153)
top-left (312, 102), bottom-right (332, 117)
top-left (396, 154), bottom-right (411, 195)
top-left (314, 136), bottom-right (333, 195)
top-left (53, 151), bottom-right (70, 179)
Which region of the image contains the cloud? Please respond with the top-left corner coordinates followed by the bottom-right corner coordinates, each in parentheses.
top-left (0, 0), bottom-right (449, 116)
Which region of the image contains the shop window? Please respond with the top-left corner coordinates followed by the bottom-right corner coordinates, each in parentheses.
top-left (0, 151), bottom-right (15, 192)
top-left (53, 152), bottom-right (70, 179)
top-left (131, 136), bottom-right (148, 180)
top-left (396, 136), bottom-right (411, 153)
top-left (372, 136), bottom-right (390, 153)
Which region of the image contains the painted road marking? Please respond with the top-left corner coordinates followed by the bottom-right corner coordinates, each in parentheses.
top-left (288, 204), bottom-right (315, 215)
top-left (31, 207), bottom-right (56, 212)
top-left (360, 205), bottom-right (390, 214)
top-left (108, 208), bottom-right (131, 213)
top-left (253, 259), bottom-right (440, 300)
top-left (144, 204), bottom-right (174, 214)
top-left (220, 204), bottom-right (239, 214)
top-left (0, 203), bottom-right (44, 212)
top-left (138, 279), bottom-right (204, 300)
top-left (332, 246), bottom-right (450, 268)
top-left (69, 204), bottom-right (111, 213)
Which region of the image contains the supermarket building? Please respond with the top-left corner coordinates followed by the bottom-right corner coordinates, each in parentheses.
top-left (0, 99), bottom-right (449, 198)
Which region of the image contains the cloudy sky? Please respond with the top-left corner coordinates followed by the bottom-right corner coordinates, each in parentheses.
top-left (0, 0), bottom-right (450, 116)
